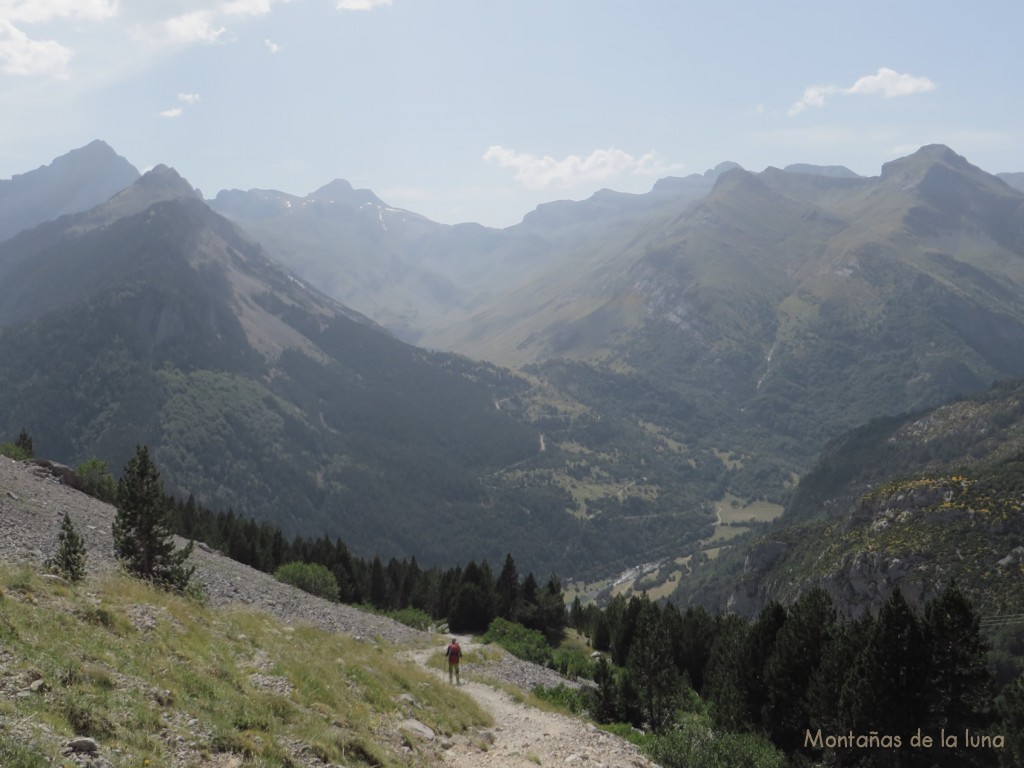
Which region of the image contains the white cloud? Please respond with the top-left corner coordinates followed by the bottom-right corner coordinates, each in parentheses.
top-left (158, 92), bottom-right (199, 118)
top-left (483, 146), bottom-right (682, 190)
top-left (337, 0), bottom-right (392, 10)
top-left (264, 38), bottom-right (280, 53)
top-left (223, 0), bottom-right (273, 16)
top-left (789, 67), bottom-right (936, 116)
top-left (846, 67), bottom-right (936, 98)
top-left (0, 0), bottom-right (116, 77)
top-left (161, 10), bottom-right (227, 45)
top-left (0, 0), bottom-right (117, 24)
top-left (0, 19), bottom-right (72, 76)
top-left (134, 1), bottom-right (298, 49)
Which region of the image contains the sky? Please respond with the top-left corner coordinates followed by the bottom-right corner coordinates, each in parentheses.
top-left (1, 1), bottom-right (1022, 228)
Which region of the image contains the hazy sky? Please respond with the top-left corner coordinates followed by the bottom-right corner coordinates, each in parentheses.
top-left (1, 1), bottom-right (1021, 227)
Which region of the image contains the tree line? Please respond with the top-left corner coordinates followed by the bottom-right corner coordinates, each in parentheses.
top-left (568, 584), bottom-right (1023, 767)
top-left (1, 429), bottom-right (566, 638)
top-left (170, 488), bottom-right (567, 636)
top-left (65, 442), bottom-right (568, 637)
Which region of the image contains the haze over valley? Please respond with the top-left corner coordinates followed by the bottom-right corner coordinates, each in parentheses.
top-left (2, 139), bottom-right (1024, 614)
top-left (6, 5), bottom-right (1024, 765)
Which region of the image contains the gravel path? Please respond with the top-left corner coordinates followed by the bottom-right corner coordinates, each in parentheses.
top-left (407, 642), bottom-right (657, 768)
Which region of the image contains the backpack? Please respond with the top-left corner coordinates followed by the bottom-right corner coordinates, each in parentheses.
top-left (447, 642), bottom-right (461, 663)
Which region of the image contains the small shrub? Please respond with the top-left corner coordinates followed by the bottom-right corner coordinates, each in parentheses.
top-left (642, 718), bottom-right (786, 768)
top-left (210, 730), bottom-right (261, 757)
top-left (482, 618), bottom-right (553, 667)
top-left (274, 562), bottom-right (339, 601)
top-left (532, 683), bottom-right (594, 715)
top-left (385, 607), bottom-right (434, 631)
top-left (60, 692), bottom-right (116, 739)
top-left (600, 721), bottom-right (647, 746)
top-left (76, 457), bottom-right (117, 503)
top-left (0, 441), bottom-right (31, 461)
top-left (77, 605), bottom-right (116, 629)
top-left (552, 647), bottom-right (595, 680)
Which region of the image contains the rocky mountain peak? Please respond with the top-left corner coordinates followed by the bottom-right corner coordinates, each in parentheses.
top-left (651, 162), bottom-right (742, 194)
top-left (135, 164), bottom-right (201, 199)
top-left (783, 162), bottom-right (861, 179)
top-left (879, 143), bottom-right (978, 183)
top-left (88, 165), bottom-right (203, 226)
top-left (0, 139), bottom-right (140, 241)
top-left (309, 178), bottom-right (384, 207)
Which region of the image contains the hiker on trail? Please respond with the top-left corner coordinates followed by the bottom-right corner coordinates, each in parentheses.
top-left (445, 637), bottom-right (462, 685)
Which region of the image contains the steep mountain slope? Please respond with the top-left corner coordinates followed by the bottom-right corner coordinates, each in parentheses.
top-left (999, 171), bottom-right (1024, 192)
top-left (678, 377), bottom-right (1024, 619)
top-left (208, 145), bottom-right (1024, 568)
top-left (209, 163), bottom-right (735, 347)
top-left (210, 179), bottom-right (470, 342)
top-left (0, 166), bottom-right (711, 578)
top-left (0, 139), bottom-right (139, 242)
top-left (461, 146), bottom-right (1024, 500)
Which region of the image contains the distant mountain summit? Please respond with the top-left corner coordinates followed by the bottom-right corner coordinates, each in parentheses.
top-left (307, 178), bottom-right (386, 207)
top-left (520, 162), bottom-right (739, 232)
top-left (89, 164), bottom-right (200, 224)
top-left (0, 140), bottom-right (139, 241)
top-left (210, 181), bottom-right (470, 341)
top-left (783, 163), bottom-right (861, 178)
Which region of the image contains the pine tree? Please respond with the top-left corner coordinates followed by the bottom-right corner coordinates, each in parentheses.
top-left (739, 600), bottom-right (787, 732)
top-left (704, 613), bottom-right (752, 731)
top-left (998, 674), bottom-right (1024, 768)
top-left (627, 595), bottom-right (680, 732)
top-left (806, 614), bottom-right (864, 739)
top-left (593, 656), bottom-right (619, 723)
top-left (675, 605), bottom-right (716, 693)
top-left (496, 553), bottom-right (519, 620)
top-left (48, 512), bottom-right (87, 582)
top-left (369, 555), bottom-right (388, 607)
top-left (923, 581), bottom-right (995, 767)
top-left (764, 587), bottom-right (839, 752)
top-left (839, 586), bottom-right (927, 766)
top-left (15, 427), bottom-right (34, 458)
top-left (112, 445), bottom-right (194, 590)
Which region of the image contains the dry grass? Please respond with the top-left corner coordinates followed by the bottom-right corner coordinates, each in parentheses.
top-left (0, 565), bottom-right (489, 768)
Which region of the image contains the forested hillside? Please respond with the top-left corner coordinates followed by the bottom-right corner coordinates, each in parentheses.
top-left (0, 167), bottom-right (713, 579)
top-left (672, 377), bottom-right (1024, 620)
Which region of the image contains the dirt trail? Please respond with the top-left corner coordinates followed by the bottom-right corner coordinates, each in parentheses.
top-left (408, 642), bottom-right (658, 768)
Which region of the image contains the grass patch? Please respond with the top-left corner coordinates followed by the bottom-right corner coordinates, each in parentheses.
top-left (0, 564), bottom-right (490, 766)
top-left (716, 493), bottom-right (783, 524)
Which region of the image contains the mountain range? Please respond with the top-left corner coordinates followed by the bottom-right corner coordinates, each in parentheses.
top-left (0, 153), bottom-right (710, 579)
top-left (1, 140), bottom-right (1023, 605)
